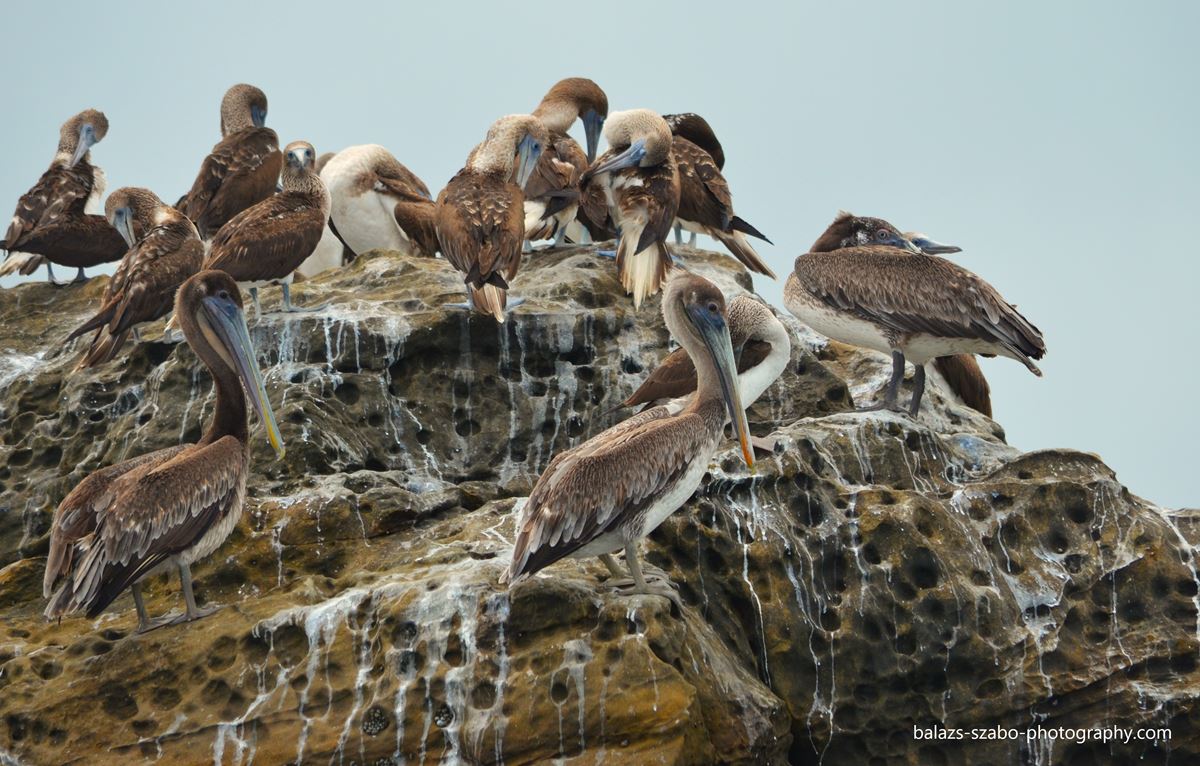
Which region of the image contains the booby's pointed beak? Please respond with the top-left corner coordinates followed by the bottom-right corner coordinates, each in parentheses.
top-left (201, 294), bottom-right (285, 459)
top-left (111, 207), bottom-right (136, 248)
top-left (251, 104), bottom-right (267, 129)
top-left (588, 139), bottom-right (647, 177)
top-left (69, 124), bottom-right (96, 168)
top-left (582, 109), bottom-right (604, 164)
top-left (688, 304), bottom-right (755, 470)
top-left (515, 133), bottom-right (543, 191)
top-left (909, 235), bottom-right (962, 255)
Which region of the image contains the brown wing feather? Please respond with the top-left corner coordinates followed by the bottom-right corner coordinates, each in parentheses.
top-left (435, 170), bottom-right (524, 287)
top-left (205, 192), bottom-right (326, 282)
top-left (4, 162), bottom-right (95, 250)
top-left (508, 406), bottom-right (708, 579)
top-left (794, 247), bottom-right (1046, 364)
top-left (934, 354), bottom-right (993, 417)
top-left (3, 213), bottom-right (126, 269)
top-left (375, 162), bottom-right (432, 201)
top-left (179, 128), bottom-right (282, 238)
top-left (523, 133), bottom-right (586, 219)
top-left (673, 137), bottom-right (732, 229)
top-left (622, 339), bottom-right (773, 408)
top-left (392, 198), bottom-right (439, 257)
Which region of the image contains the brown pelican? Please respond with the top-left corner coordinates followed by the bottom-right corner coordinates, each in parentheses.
top-left (44, 270), bottom-right (284, 632)
top-left (580, 109), bottom-right (680, 308)
top-left (67, 188), bottom-right (204, 368)
top-left (320, 144), bottom-right (435, 257)
top-left (903, 231), bottom-right (994, 418)
top-left (523, 78), bottom-right (608, 246)
top-left (785, 212), bottom-right (1045, 415)
top-left (435, 114), bottom-right (546, 322)
top-left (204, 141), bottom-right (330, 314)
top-left (177, 84), bottom-right (283, 239)
top-left (505, 273), bottom-right (753, 603)
top-left (0, 109), bottom-right (125, 284)
top-left (621, 295), bottom-right (790, 412)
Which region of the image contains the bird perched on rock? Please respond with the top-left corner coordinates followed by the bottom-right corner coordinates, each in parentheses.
top-left (45, 270), bottom-right (284, 632)
top-left (203, 141), bottom-right (330, 315)
top-left (581, 109), bottom-right (680, 308)
top-left (0, 109), bottom-right (126, 284)
top-left (321, 144), bottom-right (436, 258)
top-left (177, 84), bottom-right (283, 239)
top-left (435, 114), bottom-right (546, 322)
top-left (522, 77), bottom-right (608, 246)
top-left (67, 188), bottom-right (204, 368)
top-left (785, 212), bottom-right (1045, 415)
top-left (505, 272), bottom-right (753, 605)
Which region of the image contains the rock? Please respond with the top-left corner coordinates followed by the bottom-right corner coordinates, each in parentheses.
top-left (0, 246), bottom-right (1195, 765)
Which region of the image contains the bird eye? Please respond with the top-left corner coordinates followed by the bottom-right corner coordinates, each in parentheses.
top-left (218, 290), bottom-right (231, 301)
top-left (876, 229), bottom-right (889, 241)
top-left (707, 302), bottom-right (719, 314)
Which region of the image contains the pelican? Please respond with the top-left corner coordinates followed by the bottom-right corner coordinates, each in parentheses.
top-left (177, 84), bottom-right (283, 239)
top-left (621, 295), bottom-right (790, 411)
top-left (67, 188), bottom-right (204, 368)
top-left (785, 212), bottom-right (1045, 415)
top-left (320, 144), bottom-right (435, 258)
top-left (204, 141), bottom-right (330, 314)
top-left (903, 231), bottom-right (994, 418)
top-left (523, 77), bottom-right (608, 246)
top-left (0, 109), bottom-right (125, 284)
top-left (505, 273), bottom-right (753, 603)
top-left (44, 270), bottom-right (284, 632)
top-left (580, 109), bottom-right (680, 308)
top-left (435, 114), bottom-right (546, 322)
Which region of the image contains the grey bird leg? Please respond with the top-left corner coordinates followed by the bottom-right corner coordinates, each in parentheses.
top-left (673, 224), bottom-right (683, 245)
top-left (249, 287), bottom-right (262, 319)
top-left (277, 282), bottom-right (330, 313)
top-left (45, 262), bottom-right (69, 286)
top-left (170, 563), bottom-right (219, 624)
top-left (617, 542), bottom-right (683, 609)
top-left (72, 267), bottom-right (87, 283)
top-left (600, 553), bottom-right (625, 579)
top-left (687, 231), bottom-right (697, 247)
top-left (522, 240), bottom-right (532, 254)
top-left (580, 228), bottom-right (592, 245)
top-left (551, 226), bottom-right (568, 248)
top-left (858, 350), bottom-right (906, 412)
top-left (132, 582), bottom-right (180, 633)
top-left (908, 364), bottom-right (927, 416)
top-left (132, 326), bottom-right (142, 344)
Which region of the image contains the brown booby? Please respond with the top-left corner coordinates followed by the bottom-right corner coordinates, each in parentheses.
top-left (621, 295), bottom-right (790, 411)
top-left (903, 232), bottom-right (994, 418)
top-left (177, 84), bottom-right (283, 239)
top-left (785, 212), bottom-right (1045, 415)
top-left (44, 270), bottom-right (284, 631)
top-left (67, 188), bottom-right (204, 368)
top-left (505, 272), bottom-right (753, 603)
top-left (435, 114), bottom-right (547, 322)
top-left (580, 109), bottom-right (680, 308)
top-left (522, 78), bottom-right (608, 246)
top-left (662, 113), bottom-right (724, 248)
top-left (320, 144), bottom-right (436, 257)
top-left (203, 141), bottom-right (330, 314)
top-left (0, 109), bottom-right (125, 284)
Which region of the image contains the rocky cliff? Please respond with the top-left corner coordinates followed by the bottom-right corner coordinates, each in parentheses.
top-left (0, 247), bottom-right (1196, 765)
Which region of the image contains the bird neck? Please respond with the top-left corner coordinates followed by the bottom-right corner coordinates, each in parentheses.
top-left (201, 359), bottom-right (248, 447)
top-left (532, 100), bottom-right (576, 133)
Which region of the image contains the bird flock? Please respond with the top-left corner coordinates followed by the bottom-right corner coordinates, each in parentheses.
top-left (2, 78), bottom-right (1046, 631)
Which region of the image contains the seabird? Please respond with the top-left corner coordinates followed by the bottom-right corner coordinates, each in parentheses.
top-left (662, 112), bottom-right (723, 248)
top-left (0, 109), bottom-right (125, 284)
top-left (177, 84), bottom-right (283, 239)
top-left (44, 270), bottom-right (284, 632)
top-left (67, 188), bottom-right (204, 368)
top-left (785, 212), bottom-right (1045, 415)
top-left (620, 295), bottom-right (790, 411)
top-left (580, 109), bottom-right (680, 308)
top-left (523, 77), bottom-right (608, 246)
top-left (435, 114), bottom-right (546, 322)
top-left (320, 144), bottom-right (436, 258)
top-left (505, 272), bottom-right (753, 603)
top-left (203, 141), bottom-right (330, 314)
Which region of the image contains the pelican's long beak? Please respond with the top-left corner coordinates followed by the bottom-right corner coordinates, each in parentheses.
top-left (515, 133), bottom-right (542, 190)
top-left (69, 125), bottom-right (94, 168)
top-left (909, 235), bottom-right (962, 255)
top-left (201, 294), bottom-right (285, 458)
top-left (689, 304), bottom-right (755, 470)
top-left (587, 138), bottom-right (646, 177)
top-left (251, 104), bottom-right (267, 129)
top-left (582, 109), bottom-right (604, 164)
top-left (111, 207), bottom-right (137, 248)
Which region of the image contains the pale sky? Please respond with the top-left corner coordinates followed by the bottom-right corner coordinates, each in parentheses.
top-left (1, 1), bottom-right (1195, 507)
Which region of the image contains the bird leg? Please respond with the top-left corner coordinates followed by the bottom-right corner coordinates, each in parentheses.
top-left (673, 224), bottom-right (683, 245)
top-left (276, 282), bottom-right (330, 313)
top-left (72, 267), bottom-right (88, 283)
top-left (687, 231), bottom-right (697, 248)
top-left (551, 226), bottom-right (568, 249)
top-left (131, 582), bottom-right (181, 634)
top-left (522, 240), bottom-right (532, 254)
top-left (857, 350), bottom-right (906, 412)
top-left (44, 263), bottom-right (71, 286)
top-left (604, 543), bottom-right (683, 609)
top-left (908, 364), bottom-right (927, 416)
top-left (168, 563), bottom-right (219, 624)
top-left (595, 249), bottom-right (617, 260)
top-left (249, 287), bottom-right (262, 319)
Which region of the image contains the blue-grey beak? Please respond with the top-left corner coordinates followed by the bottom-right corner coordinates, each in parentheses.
top-left (909, 235), bottom-right (962, 255)
top-left (588, 138), bottom-right (646, 177)
top-left (515, 134), bottom-right (542, 190)
top-left (686, 303), bottom-right (754, 470)
top-left (111, 207), bottom-right (136, 248)
top-left (69, 125), bottom-right (95, 168)
top-left (582, 109), bottom-right (604, 164)
top-left (251, 104), bottom-right (267, 129)
top-left (201, 294), bottom-right (285, 458)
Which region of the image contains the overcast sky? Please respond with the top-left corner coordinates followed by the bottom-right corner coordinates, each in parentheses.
top-left (1, 1), bottom-right (1195, 507)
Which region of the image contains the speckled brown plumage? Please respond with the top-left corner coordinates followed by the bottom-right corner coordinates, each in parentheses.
top-left (663, 113), bottom-right (725, 170)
